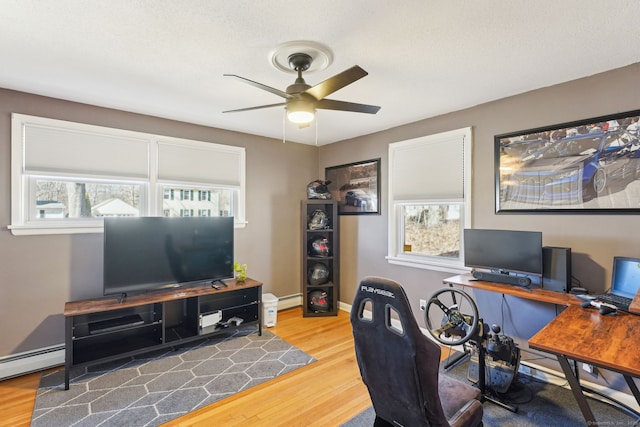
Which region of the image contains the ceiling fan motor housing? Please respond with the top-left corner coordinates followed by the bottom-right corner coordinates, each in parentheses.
top-left (288, 53), bottom-right (312, 72)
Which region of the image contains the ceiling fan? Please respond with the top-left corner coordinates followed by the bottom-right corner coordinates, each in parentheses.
top-left (223, 52), bottom-right (380, 126)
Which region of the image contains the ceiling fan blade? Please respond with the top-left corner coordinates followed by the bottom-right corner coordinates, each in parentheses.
top-left (305, 65), bottom-right (369, 100)
top-left (317, 98), bottom-right (381, 114)
top-left (223, 74), bottom-right (291, 99)
top-left (222, 102), bottom-right (285, 113)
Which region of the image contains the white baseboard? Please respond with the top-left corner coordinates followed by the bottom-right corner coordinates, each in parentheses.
top-left (0, 345), bottom-right (64, 380)
top-left (338, 300), bottom-right (351, 313)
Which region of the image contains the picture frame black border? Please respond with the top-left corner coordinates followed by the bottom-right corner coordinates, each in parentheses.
top-left (325, 158), bottom-right (381, 215)
top-left (495, 109), bottom-right (640, 214)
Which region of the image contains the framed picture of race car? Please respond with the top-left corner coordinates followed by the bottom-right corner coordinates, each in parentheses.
top-left (325, 158), bottom-right (381, 215)
top-left (496, 109), bottom-right (640, 213)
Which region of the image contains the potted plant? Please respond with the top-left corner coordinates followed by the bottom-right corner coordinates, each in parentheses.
top-left (234, 262), bottom-right (247, 283)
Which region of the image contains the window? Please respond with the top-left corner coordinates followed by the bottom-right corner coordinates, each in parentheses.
top-left (388, 127), bottom-right (472, 272)
top-left (10, 114), bottom-right (246, 235)
top-left (35, 178), bottom-right (143, 219)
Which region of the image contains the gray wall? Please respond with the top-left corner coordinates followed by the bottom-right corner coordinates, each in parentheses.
top-left (321, 62), bottom-right (640, 307)
top-left (0, 88), bottom-right (318, 356)
top-left (1, 62), bottom-right (639, 389)
top-left (318, 62), bottom-right (640, 393)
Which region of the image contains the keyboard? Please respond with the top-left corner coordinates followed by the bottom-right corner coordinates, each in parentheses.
top-left (592, 294), bottom-right (633, 311)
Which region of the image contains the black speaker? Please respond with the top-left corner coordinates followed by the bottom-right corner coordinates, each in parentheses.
top-left (542, 246), bottom-right (572, 293)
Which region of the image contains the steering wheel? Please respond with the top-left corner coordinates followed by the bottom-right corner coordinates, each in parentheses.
top-left (424, 287), bottom-right (479, 346)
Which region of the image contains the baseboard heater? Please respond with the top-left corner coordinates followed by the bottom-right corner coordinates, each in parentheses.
top-left (276, 293), bottom-right (302, 310)
top-left (0, 344), bottom-right (64, 381)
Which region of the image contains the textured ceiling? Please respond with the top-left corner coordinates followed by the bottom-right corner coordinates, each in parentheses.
top-left (2, 1), bottom-right (640, 145)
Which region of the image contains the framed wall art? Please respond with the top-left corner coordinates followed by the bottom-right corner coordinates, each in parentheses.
top-left (496, 109), bottom-right (640, 213)
top-left (325, 158), bottom-right (381, 215)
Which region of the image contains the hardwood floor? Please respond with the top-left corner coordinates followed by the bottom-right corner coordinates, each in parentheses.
top-left (0, 308), bottom-right (371, 427)
top-left (167, 308), bottom-right (373, 426)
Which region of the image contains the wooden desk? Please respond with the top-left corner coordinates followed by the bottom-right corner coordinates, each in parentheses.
top-left (443, 273), bottom-right (581, 306)
top-left (445, 273), bottom-right (640, 423)
top-left (630, 289), bottom-right (640, 314)
top-left (529, 304), bottom-right (640, 423)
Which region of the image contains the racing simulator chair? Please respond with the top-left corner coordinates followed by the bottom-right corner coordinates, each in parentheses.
top-left (350, 277), bottom-right (484, 427)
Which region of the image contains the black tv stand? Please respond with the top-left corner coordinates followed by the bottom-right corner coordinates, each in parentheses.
top-left (64, 278), bottom-right (262, 390)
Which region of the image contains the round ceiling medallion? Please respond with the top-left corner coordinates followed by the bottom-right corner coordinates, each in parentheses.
top-left (269, 41), bottom-right (333, 74)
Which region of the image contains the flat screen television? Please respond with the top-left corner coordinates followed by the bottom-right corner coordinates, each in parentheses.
top-left (103, 216), bottom-right (234, 296)
top-left (463, 228), bottom-right (543, 275)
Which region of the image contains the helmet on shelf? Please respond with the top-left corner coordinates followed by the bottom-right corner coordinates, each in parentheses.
top-left (308, 209), bottom-right (330, 230)
top-left (307, 262), bottom-right (330, 286)
top-left (307, 179), bottom-right (332, 200)
top-left (308, 237), bottom-right (330, 257)
top-left (308, 289), bottom-right (330, 312)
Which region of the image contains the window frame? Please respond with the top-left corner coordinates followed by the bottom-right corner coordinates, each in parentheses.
top-left (10, 114), bottom-right (246, 235)
top-left (387, 127), bottom-right (472, 273)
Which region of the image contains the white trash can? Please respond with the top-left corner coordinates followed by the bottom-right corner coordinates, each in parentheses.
top-left (262, 293), bottom-right (278, 327)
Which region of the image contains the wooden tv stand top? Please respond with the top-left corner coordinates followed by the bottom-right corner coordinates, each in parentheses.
top-left (443, 273), bottom-right (582, 306)
top-left (65, 278), bottom-right (262, 316)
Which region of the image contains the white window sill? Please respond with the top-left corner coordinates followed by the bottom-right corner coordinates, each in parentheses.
top-left (8, 223), bottom-right (104, 236)
top-left (386, 255), bottom-right (470, 275)
top-left (10, 219), bottom-right (248, 236)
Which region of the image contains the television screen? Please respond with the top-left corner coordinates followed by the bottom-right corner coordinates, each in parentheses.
top-left (103, 216), bottom-right (234, 296)
top-left (463, 229), bottom-right (543, 275)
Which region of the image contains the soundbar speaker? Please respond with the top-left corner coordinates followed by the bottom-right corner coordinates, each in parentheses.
top-left (471, 270), bottom-right (531, 287)
top-left (542, 246), bottom-right (572, 293)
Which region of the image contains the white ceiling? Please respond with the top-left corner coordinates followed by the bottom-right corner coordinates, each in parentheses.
top-left (2, 1), bottom-right (640, 146)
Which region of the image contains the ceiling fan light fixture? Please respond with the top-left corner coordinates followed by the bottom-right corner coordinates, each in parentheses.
top-left (287, 99), bottom-right (315, 124)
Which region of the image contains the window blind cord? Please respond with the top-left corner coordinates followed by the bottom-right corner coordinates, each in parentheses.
top-left (282, 110), bottom-right (286, 143)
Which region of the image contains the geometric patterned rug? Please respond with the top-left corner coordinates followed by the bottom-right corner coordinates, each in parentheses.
top-left (31, 327), bottom-right (315, 427)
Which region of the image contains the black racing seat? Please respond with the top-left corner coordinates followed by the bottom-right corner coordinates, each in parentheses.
top-left (350, 276), bottom-right (484, 426)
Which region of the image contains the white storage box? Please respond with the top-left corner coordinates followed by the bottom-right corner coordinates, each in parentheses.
top-left (262, 293), bottom-right (278, 327)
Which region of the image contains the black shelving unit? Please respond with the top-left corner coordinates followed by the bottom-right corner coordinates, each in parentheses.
top-left (302, 200), bottom-right (339, 317)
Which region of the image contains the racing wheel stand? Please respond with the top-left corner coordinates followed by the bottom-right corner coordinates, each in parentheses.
top-left (425, 287), bottom-right (520, 413)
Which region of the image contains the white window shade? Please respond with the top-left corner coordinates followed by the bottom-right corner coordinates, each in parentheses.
top-left (390, 127), bottom-right (470, 201)
top-left (23, 123), bottom-right (149, 178)
top-left (11, 113), bottom-right (248, 235)
top-left (157, 140), bottom-right (244, 186)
